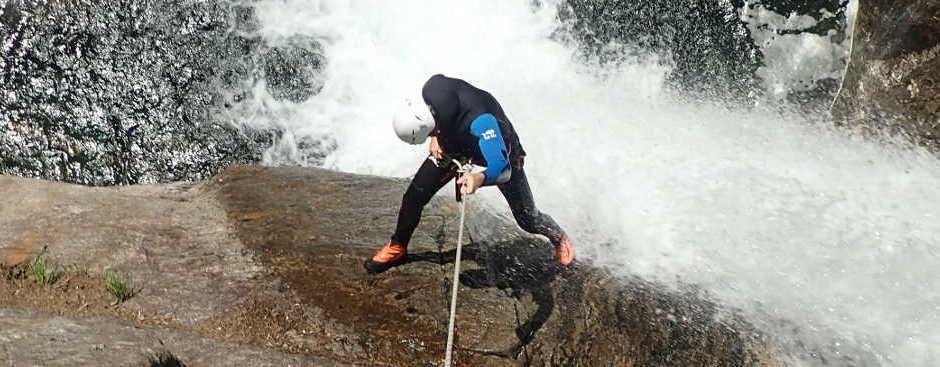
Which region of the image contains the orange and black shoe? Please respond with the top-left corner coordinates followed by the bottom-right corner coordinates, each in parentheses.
top-left (363, 242), bottom-right (407, 274)
top-left (554, 237), bottom-right (575, 265)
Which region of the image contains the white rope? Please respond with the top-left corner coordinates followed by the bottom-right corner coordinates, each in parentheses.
top-left (445, 161), bottom-right (471, 367)
top-left (444, 197), bottom-right (466, 366)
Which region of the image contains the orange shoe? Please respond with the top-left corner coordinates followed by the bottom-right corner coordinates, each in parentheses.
top-left (554, 237), bottom-right (574, 265)
top-left (363, 242), bottom-right (407, 274)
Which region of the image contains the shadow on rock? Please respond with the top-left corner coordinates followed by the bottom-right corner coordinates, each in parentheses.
top-left (405, 237), bottom-right (585, 359)
top-left (209, 165), bottom-right (782, 366)
top-left (147, 351), bottom-right (187, 367)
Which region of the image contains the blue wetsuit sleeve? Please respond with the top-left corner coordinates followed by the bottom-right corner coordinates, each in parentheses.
top-left (469, 113), bottom-right (509, 185)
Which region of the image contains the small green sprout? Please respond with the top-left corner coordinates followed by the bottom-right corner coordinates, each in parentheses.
top-left (27, 248), bottom-right (61, 286)
top-left (104, 270), bottom-right (134, 303)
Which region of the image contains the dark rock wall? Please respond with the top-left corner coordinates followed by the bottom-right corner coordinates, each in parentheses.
top-left (831, 1), bottom-right (940, 150)
top-left (0, 0), bottom-right (326, 185)
top-left (7, 0), bottom-right (931, 185)
top-left (756, 0), bottom-right (848, 36)
top-left (556, 0), bottom-right (848, 102)
top-left (262, 35), bottom-right (325, 103)
top-left (556, 0), bottom-right (763, 100)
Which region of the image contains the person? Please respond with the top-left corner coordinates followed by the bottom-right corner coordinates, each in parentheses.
top-left (364, 74), bottom-right (574, 274)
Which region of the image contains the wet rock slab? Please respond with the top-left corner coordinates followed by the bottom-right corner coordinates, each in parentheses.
top-left (210, 165), bottom-right (784, 366)
top-left (1, 165), bottom-right (783, 365)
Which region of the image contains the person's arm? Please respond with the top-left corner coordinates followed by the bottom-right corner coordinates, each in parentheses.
top-left (467, 113), bottom-right (509, 186)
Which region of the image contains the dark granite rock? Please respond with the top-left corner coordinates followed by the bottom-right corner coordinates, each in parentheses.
top-left (758, 0), bottom-right (848, 36)
top-left (262, 35), bottom-right (326, 103)
top-left (556, 0), bottom-right (764, 100)
top-left (831, 1), bottom-right (940, 150)
top-left (0, 1), bottom-right (328, 186)
top-left (555, 0), bottom-right (849, 103)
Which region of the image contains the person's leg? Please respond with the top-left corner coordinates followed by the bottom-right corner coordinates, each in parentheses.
top-left (497, 163), bottom-right (570, 250)
top-left (391, 158), bottom-right (456, 247)
top-left (366, 158), bottom-right (455, 273)
top-left (497, 163), bottom-right (574, 264)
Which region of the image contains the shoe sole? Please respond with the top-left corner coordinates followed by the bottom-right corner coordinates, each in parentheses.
top-left (363, 256), bottom-right (406, 274)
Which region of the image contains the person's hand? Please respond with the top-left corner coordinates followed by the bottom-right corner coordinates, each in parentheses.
top-left (429, 136), bottom-right (444, 160)
top-left (456, 173), bottom-right (485, 195)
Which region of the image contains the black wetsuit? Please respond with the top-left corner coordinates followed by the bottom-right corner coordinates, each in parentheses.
top-left (390, 74), bottom-right (567, 247)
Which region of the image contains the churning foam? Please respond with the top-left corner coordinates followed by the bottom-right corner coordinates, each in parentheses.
top-left (246, 1), bottom-right (940, 365)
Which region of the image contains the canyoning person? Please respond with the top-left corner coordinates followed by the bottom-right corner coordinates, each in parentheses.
top-left (363, 74), bottom-right (574, 274)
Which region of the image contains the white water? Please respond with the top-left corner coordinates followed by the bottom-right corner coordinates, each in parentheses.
top-left (245, 1), bottom-right (940, 365)
top-left (740, 1), bottom-right (856, 100)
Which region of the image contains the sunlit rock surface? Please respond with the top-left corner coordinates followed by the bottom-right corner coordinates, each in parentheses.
top-left (0, 166), bottom-right (782, 366)
top-left (0, 307), bottom-right (347, 366)
top-left (832, 1), bottom-right (940, 150)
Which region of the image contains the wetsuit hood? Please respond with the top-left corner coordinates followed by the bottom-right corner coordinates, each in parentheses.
top-left (421, 74), bottom-right (460, 130)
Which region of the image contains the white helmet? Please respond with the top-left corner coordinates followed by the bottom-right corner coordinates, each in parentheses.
top-left (392, 97), bottom-right (435, 145)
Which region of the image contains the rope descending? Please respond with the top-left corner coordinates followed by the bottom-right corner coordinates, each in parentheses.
top-left (444, 160), bottom-right (472, 367)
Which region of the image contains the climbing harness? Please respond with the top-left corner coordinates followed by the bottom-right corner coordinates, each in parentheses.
top-left (444, 159), bottom-right (472, 367)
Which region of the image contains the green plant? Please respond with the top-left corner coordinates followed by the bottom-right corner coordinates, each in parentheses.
top-left (104, 270), bottom-right (134, 303)
top-left (26, 248), bottom-right (60, 286)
